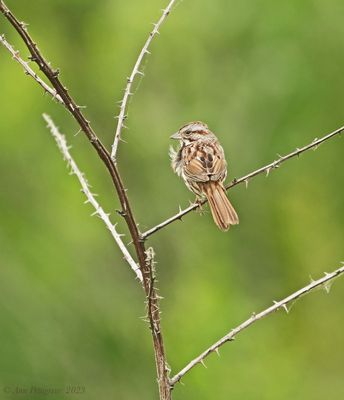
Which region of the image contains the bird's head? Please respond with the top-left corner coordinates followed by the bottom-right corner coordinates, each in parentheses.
top-left (170, 121), bottom-right (214, 144)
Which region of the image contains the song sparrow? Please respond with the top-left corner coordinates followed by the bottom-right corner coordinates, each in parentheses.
top-left (170, 121), bottom-right (239, 231)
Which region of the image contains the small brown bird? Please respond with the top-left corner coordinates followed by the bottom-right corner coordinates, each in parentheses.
top-left (170, 121), bottom-right (239, 231)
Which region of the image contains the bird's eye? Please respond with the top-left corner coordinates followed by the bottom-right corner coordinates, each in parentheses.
top-left (185, 130), bottom-right (191, 135)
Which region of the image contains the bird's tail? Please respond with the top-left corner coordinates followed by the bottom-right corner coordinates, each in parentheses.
top-left (203, 182), bottom-right (239, 231)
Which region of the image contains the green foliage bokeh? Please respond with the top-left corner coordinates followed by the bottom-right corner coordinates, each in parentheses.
top-left (0, 0), bottom-right (343, 399)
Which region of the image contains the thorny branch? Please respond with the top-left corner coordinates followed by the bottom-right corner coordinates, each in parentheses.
top-left (1, 2), bottom-right (344, 399)
top-left (0, 34), bottom-right (63, 103)
top-left (0, 2), bottom-right (171, 399)
top-left (141, 125), bottom-right (344, 239)
top-left (0, 0), bottom-right (144, 287)
top-left (43, 113), bottom-right (143, 282)
top-left (111, 0), bottom-right (178, 161)
top-left (0, 0), bottom-right (146, 274)
top-left (170, 263), bottom-right (344, 385)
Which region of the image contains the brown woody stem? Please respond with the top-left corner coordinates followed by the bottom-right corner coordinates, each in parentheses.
top-left (0, 1), bottom-right (171, 398)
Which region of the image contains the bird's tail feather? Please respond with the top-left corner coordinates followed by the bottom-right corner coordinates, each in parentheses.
top-left (203, 182), bottom-right (239, 231)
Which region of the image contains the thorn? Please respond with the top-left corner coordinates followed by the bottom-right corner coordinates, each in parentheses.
top-left (200, 360), bottom-right (207, 368)
top-left (136, 70), bottom-right (145, 76)
top-left (281, 303), bottom-right (289, 314)
top-left (245, 179), bottom-right (249, 189)
top-left (152, 23), bottom-right (160, 34)
top-left (265, 167), bottom-right (271, 177)
top-left (323, 281), bottom-right (332, 294)
top-left (215, 348), bottom-right (221, 357)
top-left (52, 68), bottom-right (60, 78)
top-left (91, 210), bottom-right (98, 217)
top-left (116, 209), bottom-right (126, 217)
top-left (274, 299), bottom-right (285, 313)
top-left (20, 21), bottom-right (29, 29)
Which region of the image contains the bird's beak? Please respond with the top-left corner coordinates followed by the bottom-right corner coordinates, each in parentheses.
top-left (170, 131), bottom-right (182, 140)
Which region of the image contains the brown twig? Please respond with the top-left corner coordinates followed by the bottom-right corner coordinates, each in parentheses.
top-left (142, 125), bottom-right (344, 239)
top-left (170, 263), bottom-right (344, 385)
top-left (111, 0), bottom-right (177, 161)
top-left (43, 113), bottom-right (143, 282)
top-left (0, 0), bottom-right (143, 276)
top-left (0, 2), bottom-right (171, 398)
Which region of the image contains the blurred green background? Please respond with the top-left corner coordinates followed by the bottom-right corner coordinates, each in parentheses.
top-left (0, 0), bottom-right (344, 399)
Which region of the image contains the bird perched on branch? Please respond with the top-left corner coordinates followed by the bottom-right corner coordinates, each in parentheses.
top-left (170, 121), bottom-right (239, 231)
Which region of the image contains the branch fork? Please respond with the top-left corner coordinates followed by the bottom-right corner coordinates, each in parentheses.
top-left (1, 1), bottom-right (343, 399)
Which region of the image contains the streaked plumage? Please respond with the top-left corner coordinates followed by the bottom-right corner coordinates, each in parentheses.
top-left (170, 121), bottom-right (239, 231)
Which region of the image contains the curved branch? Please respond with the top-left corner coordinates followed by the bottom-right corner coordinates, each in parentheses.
top-left (170, 263), bottom-right (344, 386)
top-left (111, 0), bottom-right (178, 161)
top-left (142, 125), bottom-right (344, 239)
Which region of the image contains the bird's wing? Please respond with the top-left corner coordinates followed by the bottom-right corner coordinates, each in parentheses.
top-left (183, 142), bottom-right (227, 183)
